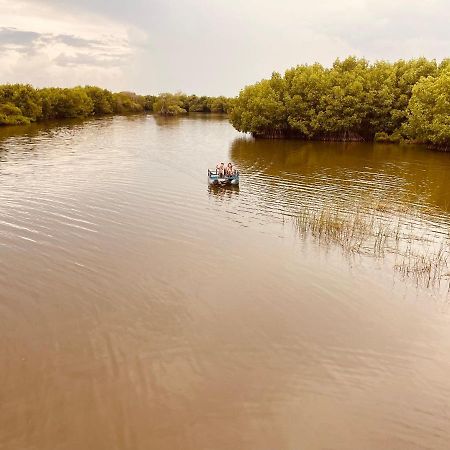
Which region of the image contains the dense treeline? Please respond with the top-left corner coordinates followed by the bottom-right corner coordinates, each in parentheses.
top-left (0, 85), bottom-right (231, 126)
top-left (0, 85), bottom-right (155, 125)
top-left (230, 57), bottom-right (450, 150)
top-left (152, 93), bottom-right (233, 115)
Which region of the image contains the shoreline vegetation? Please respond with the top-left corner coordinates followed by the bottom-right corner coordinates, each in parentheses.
top-left (230, 57), bottom-right (449, 151)
top-left (0, 85), bottom-right (232, 127)
top-left (1, 56), bottom-right (448, 150)
top-left (295, 199), bottom-right (450, 288)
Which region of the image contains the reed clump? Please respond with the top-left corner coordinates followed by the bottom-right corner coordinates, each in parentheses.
top-left (294, 200), bottom-right (449, 287)
top-left (394, 246), bottom-right (449, 288)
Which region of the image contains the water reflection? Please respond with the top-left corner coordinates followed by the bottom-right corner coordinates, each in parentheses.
top-left (230, 136), bottom-right (450, 214)
top-left (152, 112), bottom-right (229, 128)
top-left (207, 184), bottom-right (240, 200)
top-left (151, 114), bottom-right (183, 127)
top-left (229, 135), bottom-right (450, 290)
top-left (1, 116), bottom-right (450, 450)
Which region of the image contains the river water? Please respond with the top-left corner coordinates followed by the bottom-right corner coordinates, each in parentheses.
top-left (1, 114), bottom-right (450, 450)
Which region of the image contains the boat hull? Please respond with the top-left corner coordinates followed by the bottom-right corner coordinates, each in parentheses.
top-left (208, 168), bottom-right (239, 186)
top-left (208, 176), bottom-right (239, 186)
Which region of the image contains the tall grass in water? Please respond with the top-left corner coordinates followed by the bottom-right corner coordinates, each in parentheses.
top-left (294, 198), bottom-right (449, 288)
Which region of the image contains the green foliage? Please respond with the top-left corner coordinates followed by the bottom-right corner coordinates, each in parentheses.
top-left (374, 131), bottom-right (402, 143)
top-left (230, 72), bottom-right (287, 136)
top-left (142, 95), bottom-right (157, 112)
top-left (318, 57), bottom-right (369, 138)
top-left (152, 93), bottom-right (233, 115)
top-left (0, 83), bottom-right (232, 126)
top-left (363, 61), bottom-right (396, 135)
top-left (0, 84), bottom-right (41, 122)
top-left (439, 58), bottom-right (450, 72)
top-left (230, 56), bottom-right (448, 145)
top-left (0, 102), bottom-right (30, 125)
top-left (112, 92), bottom-right (145, 114)
top-left (207, 96), bottom-right (231, 113)
top-left (284, 63), bottom-right (329, 138)
top-left (187, 95), bottom-right (209, 112)
top-left (153, 93), bottom-right (187, 115)
top-left (84, 86), bottom-right (114, 115)
top-left (40, 87), bottom-right (94, 119)
top-left (405, 69), bottom-right (450, 149)
top-left (388, 58), bottom-right (438, 132)
top-left (0, 84), bottom-right (170, 126)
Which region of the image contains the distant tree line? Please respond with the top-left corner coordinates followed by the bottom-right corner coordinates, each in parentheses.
top-left (230, 57), bottom-right (450, 150)
top-left (0, 85), bottom-right (155, 125)
top-left (152, 93), bottom-right (233, 115)
top-left (0, 85), bottom-right (232, 126)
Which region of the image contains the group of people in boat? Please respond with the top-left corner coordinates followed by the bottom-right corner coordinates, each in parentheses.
top-left (216, 162), bottom-right (236, 177)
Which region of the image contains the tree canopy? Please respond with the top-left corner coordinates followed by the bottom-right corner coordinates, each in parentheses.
top-left (2, 60), bottom-right (447, 151)
top-left (0, 84), bottom-right (155, 125)
top-left (152, 93), bottom-right (233, 116)
top-left (229, 57), bottom-right (449, 149)
top-left (0, 84), bottom-right (232, 126)
top-left (405, 67), bottom-right (450, 150)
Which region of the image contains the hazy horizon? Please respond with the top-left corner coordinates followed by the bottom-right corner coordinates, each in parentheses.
top-left (1, 0), bottom-right (449, 96)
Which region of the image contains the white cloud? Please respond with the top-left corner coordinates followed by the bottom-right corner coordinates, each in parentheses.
top-left (0, 0), bottom-right (448, 95)
top-left (0, 0), bottom-right (139, 90)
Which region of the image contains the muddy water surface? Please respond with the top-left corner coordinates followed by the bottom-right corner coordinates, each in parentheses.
top-left (1, 115), bottom-right (450, 449)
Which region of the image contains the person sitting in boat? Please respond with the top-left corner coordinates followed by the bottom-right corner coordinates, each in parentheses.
top-left (217, 162), bottom-right (225, 177)
top-left (226, 163), bottom-right (234, 176)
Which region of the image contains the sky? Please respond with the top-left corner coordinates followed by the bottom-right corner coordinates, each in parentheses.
top-left (0, 0), bottom-right (449, 96)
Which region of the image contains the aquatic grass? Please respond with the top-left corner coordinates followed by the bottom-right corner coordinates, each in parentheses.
top-left (394, 245), bottom-right (449, 288)
top-left (294, 199), bottom-right (450, 288)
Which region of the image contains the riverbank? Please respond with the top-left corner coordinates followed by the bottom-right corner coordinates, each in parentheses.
top-left (249, 131), bottom-right (449, 152)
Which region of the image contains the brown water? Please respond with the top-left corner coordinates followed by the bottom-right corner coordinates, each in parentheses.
top-left (1, 114), bottom-right (450, 450)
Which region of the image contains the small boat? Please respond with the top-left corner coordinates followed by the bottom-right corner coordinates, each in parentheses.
top-left (208, 168), bottom-right (240, 186)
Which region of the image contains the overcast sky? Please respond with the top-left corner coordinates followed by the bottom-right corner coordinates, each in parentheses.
top-left (0, 0), bottom-right (449, 96)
